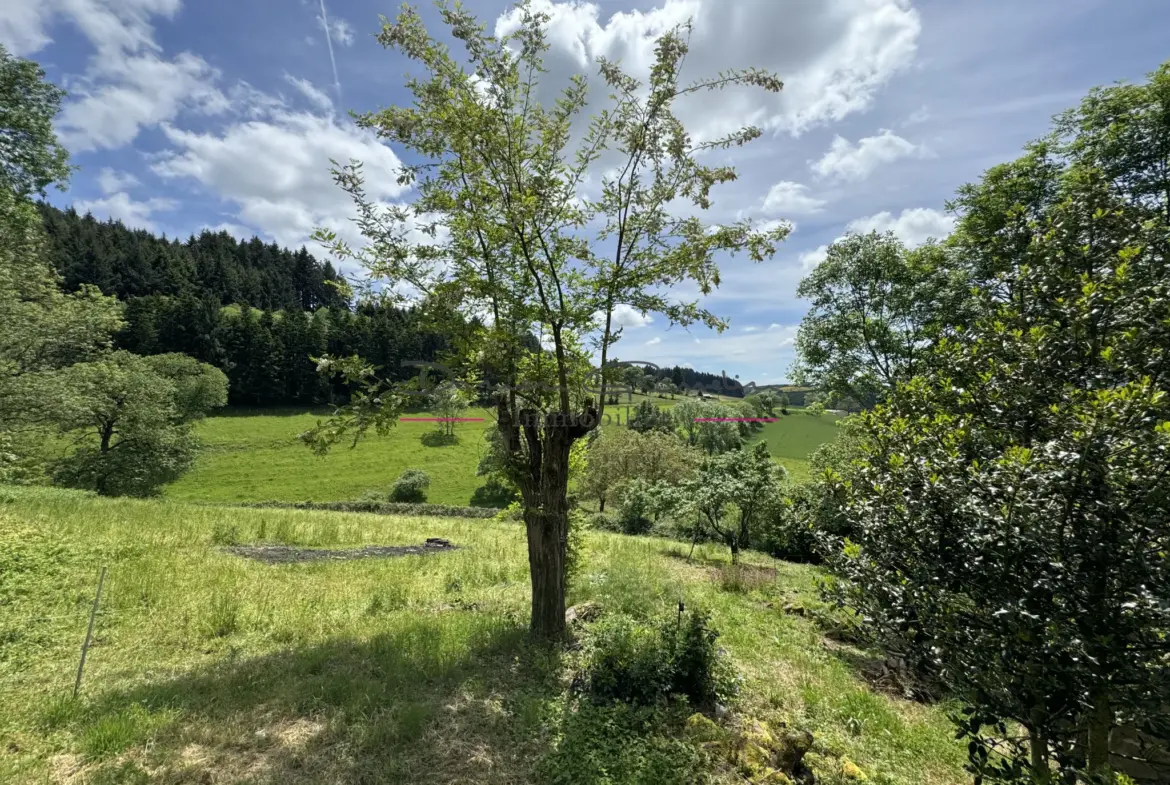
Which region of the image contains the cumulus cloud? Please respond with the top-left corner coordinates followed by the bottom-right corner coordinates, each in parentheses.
top-left (810, 129), bottom-right (923, 181)
top-left (74, 192), bottom-right (176, 231)
top-left (607, 304), bottom-right (654, 329)
top-left (152, 109), bottom-right (410, 250)
top-left (761, 181), bottom-right (826, 214)
top-left (59, 52), bottom-right (228, 152)
top-left (494, 0), bottom-right (920, 140)
top-left (799, 245), bottom-right (829, 270)
top-left (2, 0), bottom-right (231, 152)
top-left (645, 336), bottom-right (662, 345)
top-left (97, 168), bottom-right (140, 195)
top-left (846, 207), bottom-right (955, 246)
top-left (283, 74), bottom-right (333, 113)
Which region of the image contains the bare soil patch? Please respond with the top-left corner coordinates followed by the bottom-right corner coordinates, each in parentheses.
top-left (224, 538), bottom-right (458, 565)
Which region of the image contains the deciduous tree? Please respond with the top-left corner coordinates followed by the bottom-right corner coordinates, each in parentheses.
top-left (304, 2), bottom-right (784, 638)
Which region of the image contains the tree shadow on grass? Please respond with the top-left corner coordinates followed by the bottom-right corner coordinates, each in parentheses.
top-left (419, 431), bottom-right (459, 447)
top-left (65, 616), bottom-right (565, 784)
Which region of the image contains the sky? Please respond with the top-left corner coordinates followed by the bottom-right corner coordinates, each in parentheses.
top-left (3, 0), bottom-right (1169, 386)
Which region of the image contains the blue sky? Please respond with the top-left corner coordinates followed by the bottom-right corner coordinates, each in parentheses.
top-left (3, 0), bottom-right (1169, 385)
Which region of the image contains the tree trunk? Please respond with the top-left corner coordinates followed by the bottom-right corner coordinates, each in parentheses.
top-left (499, 401), bottom-right (597, 641)
top-left (598, 496), bottom-right (605, 513)
top-left (729, 539), bottom-right (740, 565)
top-left (1028, 725), bottom-right (1050, 785)
top-left (1087, 693), bottom-right (1113, 777)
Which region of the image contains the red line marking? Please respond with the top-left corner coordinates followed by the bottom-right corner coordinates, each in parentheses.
top-left (399, 417), bottom-right (485, 422)
top-left (692, 417), bottom-right (779, 422)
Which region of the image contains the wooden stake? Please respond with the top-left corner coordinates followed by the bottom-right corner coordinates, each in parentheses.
top-left (73, 566), bottom-right (106, 698)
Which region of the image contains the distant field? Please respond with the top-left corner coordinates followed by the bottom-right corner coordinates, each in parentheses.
top-left (748, 410), bottom-right (843, 482)
top-left (167, 401), bottom-right (842, 504)
top-left (167, 408), bottom-right (495, 506)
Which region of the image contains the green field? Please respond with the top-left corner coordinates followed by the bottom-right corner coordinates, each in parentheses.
top-left (748, 412), bottom-right (844, 482)
top-left (0, 486), bottom-right (966, 784)
top-left (167, 404), bottom-right (843, 505)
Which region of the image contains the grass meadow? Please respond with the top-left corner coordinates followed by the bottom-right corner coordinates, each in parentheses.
top-left (167, 400), bottom-right (842, 505)
top-left (0, 485), bottom-right (966, 784)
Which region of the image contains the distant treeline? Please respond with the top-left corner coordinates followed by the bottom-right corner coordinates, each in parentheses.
top-left (38, 203), bottom-right (745, 406)
top-left (38, 204), bottom-right (447, 407)
top-left (38, 203), bottom-right (349, 311)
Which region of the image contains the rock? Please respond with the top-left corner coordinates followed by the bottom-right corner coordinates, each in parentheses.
top-left (774, 728), bottom-right (814, 773)
top-left (715, 702), bottom-right (730, 720)
top-left (565, 601), bottom-right (603, 625)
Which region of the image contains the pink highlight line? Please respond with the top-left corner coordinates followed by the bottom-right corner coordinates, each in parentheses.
top-left (400, 417), bottom-right (485, 422)
top-left (693, 417), bottom-right (779, 422)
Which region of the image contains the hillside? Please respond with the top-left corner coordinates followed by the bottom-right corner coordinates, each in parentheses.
top-left (0, 486), bottom-right (967, 784)
top-left (165, 405), bottom-right (841, 505)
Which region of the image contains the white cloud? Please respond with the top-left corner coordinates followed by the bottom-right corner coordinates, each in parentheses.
top-left (846, 207), bottom-right (955, 247)
top-left (283, 74), bottom-right (333, 113)
top-left (3, 0), bottom-right (230, 153)
top-left (742, 326), bottom-right (759, 332)
top-left (59, 52), bottom-right (227, 152)
top-left (319, 14), bottom-right (354, 45)
top-left (97, 168), bottom-right (140, 195)
top-left (152, 110), bottom-right (410, 250)
top-left (494, 0), bottom-right (920, 140)
top-left (904, 105), bottom-right (930, 126)
top-left (810, 129), bottom-right (923, 181)
top-left (761, 181), bottom-right (826, 214)
top-left (645, 336), bottom-right (662, 346)
top-left (74, 192), bottom-right (176, 231)
top-left (606, 304), bottom-right (654, 330)
top-left (799, 245), bottom-right (829, 270)
top-left (0, 0), bottom-right (182, 58)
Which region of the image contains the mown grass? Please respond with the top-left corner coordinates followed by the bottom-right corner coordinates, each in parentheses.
top-left (748, 410), bottom-right (843, 482)
top-left (0, 485), bottom-right (965, 784)
top-left (169, 401), bottom-right (840, 505)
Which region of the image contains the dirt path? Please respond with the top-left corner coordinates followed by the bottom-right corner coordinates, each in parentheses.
top-left (223, 538), bottom-right (458, 564)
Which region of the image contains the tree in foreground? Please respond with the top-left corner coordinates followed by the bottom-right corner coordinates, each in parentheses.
top-left (304, 2), bottom-right (785, 638)
top-left (826, 62), bottom-right (1170, 783)
top-left (0, 46), bottom-right (122, 481)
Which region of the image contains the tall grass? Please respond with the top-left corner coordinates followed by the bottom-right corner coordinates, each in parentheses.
top-left (0, 486), bottom-right (965, 784)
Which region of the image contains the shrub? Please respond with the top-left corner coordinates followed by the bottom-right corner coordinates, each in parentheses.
top-left (578, 608), bottom-right (736, 710)
top-left (389, 468), bottom-right (431, 503)
top-left (468, 476), bottom-right (518, 508)
top-left (617, 480), bottom-right (654, 535)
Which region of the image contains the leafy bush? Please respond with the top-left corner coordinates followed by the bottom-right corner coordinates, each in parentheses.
top-left (617, 479), bottom-right (655, 535)
top-left (578, 608), bottom-right (737, 710)
top-left (389, 468), bottom-right (431, 503)
top-left (628, 400), bottom-right (674, 434)
top-left (468, 476), bottom-right (518, 508)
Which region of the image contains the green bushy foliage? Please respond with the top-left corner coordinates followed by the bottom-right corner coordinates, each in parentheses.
top-left (578, 608), bottom-right (737, 710)
top-left (468, 476), bottom-right (518, 508)
top-left (617, 479), bottom-right (655, 535)
top-left (389, 468), bottom-right (431, 503)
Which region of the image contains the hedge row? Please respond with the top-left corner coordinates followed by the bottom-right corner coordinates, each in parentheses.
top-left (238, 500), bottom-right (502, 519)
